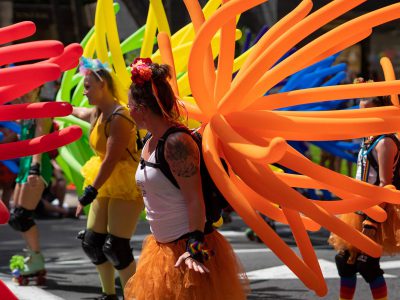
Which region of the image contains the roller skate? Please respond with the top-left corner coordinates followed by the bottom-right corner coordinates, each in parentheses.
top-left (10, 249), bottom-right (46, 286)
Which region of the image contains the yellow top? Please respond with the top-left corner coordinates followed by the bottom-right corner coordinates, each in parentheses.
top-left (89, 107), bottom-right (138, 161)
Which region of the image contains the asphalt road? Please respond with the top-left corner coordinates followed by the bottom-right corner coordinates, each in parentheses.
top-left (1, 212), bottom-right (400, 300)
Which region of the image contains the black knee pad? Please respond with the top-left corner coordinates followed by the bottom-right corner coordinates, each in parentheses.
top-left (103, 234), bottom-right (133, 270)
top-left (335, 251), bottom-right (357, 278)
top-left (8, 207), bottom-right (35, 232)
top-left (78, 229), bottom-right (108, 265)
top-left (356, 254), bottom-right (384, 283)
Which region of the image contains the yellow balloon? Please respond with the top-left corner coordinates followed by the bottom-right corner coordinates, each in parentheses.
top-left (150, 0), bottom-right (171, 36)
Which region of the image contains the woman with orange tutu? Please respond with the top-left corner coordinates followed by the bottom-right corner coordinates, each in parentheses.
top-left (72, 58), bottom-right (143, 300)
top-left (329, 92), bottom-right (400, 300)
top-left (124, 58), bottom-right (248, 300)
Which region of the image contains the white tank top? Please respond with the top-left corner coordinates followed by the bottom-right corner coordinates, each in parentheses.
top-left (136, 150), bottom-right (190, 243)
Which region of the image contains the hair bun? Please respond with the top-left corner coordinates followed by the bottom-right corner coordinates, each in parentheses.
top-left (151, 64), bottom-right (171, 81)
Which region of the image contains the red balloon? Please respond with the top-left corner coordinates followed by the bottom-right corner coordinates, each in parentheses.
top-left (0, 280), bottom-right (17, 300)
top-left (0, 63), bottom-right (61, 87)
top-left (0, 102), bottom-right (72, 121)
top-left (0, 126), bottom-right (82, 160)
top-left (0, 200), bottom-right (10, 224)
top-left (0, 41), bottom-right (64, 66)
top-left (44, 43), bottom-right (83, 72)
top-left (0, 21), bottom-right (35, 45)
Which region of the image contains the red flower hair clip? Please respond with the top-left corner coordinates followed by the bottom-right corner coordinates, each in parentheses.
top-left (130, 58), bottom-right (153, 86)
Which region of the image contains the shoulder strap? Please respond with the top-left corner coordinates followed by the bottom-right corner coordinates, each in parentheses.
top-left (104, 106), bottom-right (135, 138)
top-left (104, 106), bottom-right (139, 162)
top-left (155, 125), bottom-right (197, 189)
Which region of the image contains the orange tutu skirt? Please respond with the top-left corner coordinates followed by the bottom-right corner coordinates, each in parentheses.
top-left (124, 230), bottom-right (249, 300)
top-left (329, 204), bottom-right (400, 257)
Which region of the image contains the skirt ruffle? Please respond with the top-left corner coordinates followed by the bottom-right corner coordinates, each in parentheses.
top-left (329, 205), bottom-right (400, 257)
top-left (124, 231), bottom-right (249, 300)
top-left (81, 156), bottom-right (141, 201)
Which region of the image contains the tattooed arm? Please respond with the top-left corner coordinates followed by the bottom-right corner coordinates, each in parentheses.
top-left (165, 132), bottom-right (205, 232)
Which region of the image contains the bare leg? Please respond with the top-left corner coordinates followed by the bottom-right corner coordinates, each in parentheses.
top-left (18, 181), bottom-right (45, 252)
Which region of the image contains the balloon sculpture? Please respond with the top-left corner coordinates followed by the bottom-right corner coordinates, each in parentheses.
top-left (186, 0), bottom-right (400, 296)
top-left (0, 21), bottom-right (83, 299)
top-left (56, 0), bottom-right (400, 296)
top-left (0, 21), bottom-right (83, 160)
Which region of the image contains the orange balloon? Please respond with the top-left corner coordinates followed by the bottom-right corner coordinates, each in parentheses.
top-left (217, 0), bottom-right (365, 113)
top-left (157, 32), bottom-right (179, 95)
top-left (381, 56), bottom-right (399, 106)
top-left (202, 125), bottom-right (327, 296)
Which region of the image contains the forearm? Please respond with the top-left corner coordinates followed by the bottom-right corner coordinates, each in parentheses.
top-left (187, 195), bottom-right (205, 232)
top-left (72, 107), bottom-right (93, 122)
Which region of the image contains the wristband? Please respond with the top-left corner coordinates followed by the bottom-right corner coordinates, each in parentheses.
top-left (186, 230), bottom-right (214, 263)
top-left (362, 219), bottom-right (379, 230)
top-left (28, 163), bottom-right (41, 176)
top-left (78, 185), bottom-right (98, 206)
top-left (364, 216), bottom-right (379, 224)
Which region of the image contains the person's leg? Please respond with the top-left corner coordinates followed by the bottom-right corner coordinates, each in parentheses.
top-left (8, 181), bottom-right (46, 275)
top-left (106, 199), bottom-right (143, 289)
top-left (357, 254), bottom-right (387, 300)
top-left (335, 251), bottom-right (357, 300)
top-left (12, 184), bottom-right (22, 208)
top-left (18, 181), bottom-right (45, 252)
top-left (51, 170), bottom-right (66, 207)
top-left (85, 197), bottom-right (116, 296)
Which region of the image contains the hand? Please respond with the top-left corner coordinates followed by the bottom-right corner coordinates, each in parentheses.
top-left (175, 251), bottom-right (210, 274)
top-left (75, 203), bottom-right (84, 217)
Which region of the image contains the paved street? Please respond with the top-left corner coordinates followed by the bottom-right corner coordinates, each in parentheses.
top-left (1, 206), bottom-right (400, 300)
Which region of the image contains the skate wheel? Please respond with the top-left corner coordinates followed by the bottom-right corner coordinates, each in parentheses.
top-left (245, 229), bottom-right (255, 241)
top-left (36, 275), bottom-right (46, 285)
top-left (18, 276), bottom-right (29, 286)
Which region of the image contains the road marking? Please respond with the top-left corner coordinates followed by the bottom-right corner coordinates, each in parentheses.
top-left (234, 248), bottom-right (272, 254)
top-left (0, 275), bottom-right (64, 300)
top-left (247, 259), bottom-right (398, 280)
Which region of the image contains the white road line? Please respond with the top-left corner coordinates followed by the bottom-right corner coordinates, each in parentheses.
top-left (246, 259), bottom-right (398, 280)
top-left (234, 248), bottom-right (272, 254)
top-left (0, 275), bottom-right (64, 300)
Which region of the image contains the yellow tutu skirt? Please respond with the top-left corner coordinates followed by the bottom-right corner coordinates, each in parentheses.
top-left (81, 156), bottom-right (142, 201)
top-left (329, 204), bottom-right (400, 257)
top-left (124, 230), bottom-right (249, 300)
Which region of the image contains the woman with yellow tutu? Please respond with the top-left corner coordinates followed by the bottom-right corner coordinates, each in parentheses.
top-left (329, 92), bottom-right (400, 300)
top-left (72, 58), bottom-right (143, 300)
top-left (124, 58), bottom-right (248, 300)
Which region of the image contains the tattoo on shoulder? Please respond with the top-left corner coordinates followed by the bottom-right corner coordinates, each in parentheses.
top-left (165, 133), bottom-right (199, 178)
